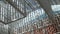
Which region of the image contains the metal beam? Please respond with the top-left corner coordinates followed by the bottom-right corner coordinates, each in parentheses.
top-left (6, 16), bottom-right (25, 24)
top-left (35, 0), bottom-right (57, 24)
top-left (5, 0), bottom-right (26, 17)
top-left (0, 20), bottom-right (6, 24)
top-left (0, 17), bottom-right (25, 24)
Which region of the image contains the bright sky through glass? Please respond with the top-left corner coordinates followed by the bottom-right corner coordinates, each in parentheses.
top-left (51, 5), bottom-right (60, 11)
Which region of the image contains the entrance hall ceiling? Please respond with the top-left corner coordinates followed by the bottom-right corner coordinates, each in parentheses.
top-left (0, 0), bottom-right (60, 24)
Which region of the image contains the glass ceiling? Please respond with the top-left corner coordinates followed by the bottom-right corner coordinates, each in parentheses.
top-left (6, 0), bottom-right (40, 14)
top-left (0, 1), bottom-right (24, 23)
top-left (0, 0), bottom-right (41, 24)
top-left (0, 0), bottom-right (60, 34)
top-left (0, 0), bottom-right (60, 24)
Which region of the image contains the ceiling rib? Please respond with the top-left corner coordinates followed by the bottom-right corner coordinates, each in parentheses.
top-left (0, 20), bottom-right (6, 24)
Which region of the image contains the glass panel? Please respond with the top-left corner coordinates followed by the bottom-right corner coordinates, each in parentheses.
top-left (0, 1), bottom-right (24, 23)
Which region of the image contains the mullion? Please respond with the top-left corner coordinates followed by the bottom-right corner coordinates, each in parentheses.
top-left (2, 8), bottom-right (4, 21)
top-left (7, 5), bottom-right (8, 22)
top-left (17, 0), bottom-right (19, 8)
top-left (16, 0), bottom-right (19, 19)
top-left (3, 8), bottom-right (4, 21)
top-left (0, 7), bottom-right (2, 21)
top-left (24, 0), bottom-right (26, 15)
top-left (9, 5), bottom-right (11, 22)
top-left (0, 7), bottom-right (2, 20)
top-left (14, 6), bottom-right (16, 21)
top-left (17, 0), bottom-right (20, 19)
top-left (10, 5), bottom-right (13, 21)
top-left (14, 0), bottom-right (16, 20)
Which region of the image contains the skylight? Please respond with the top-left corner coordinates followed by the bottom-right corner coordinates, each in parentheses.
top-left (51, 5), bottom-right (60, 11)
